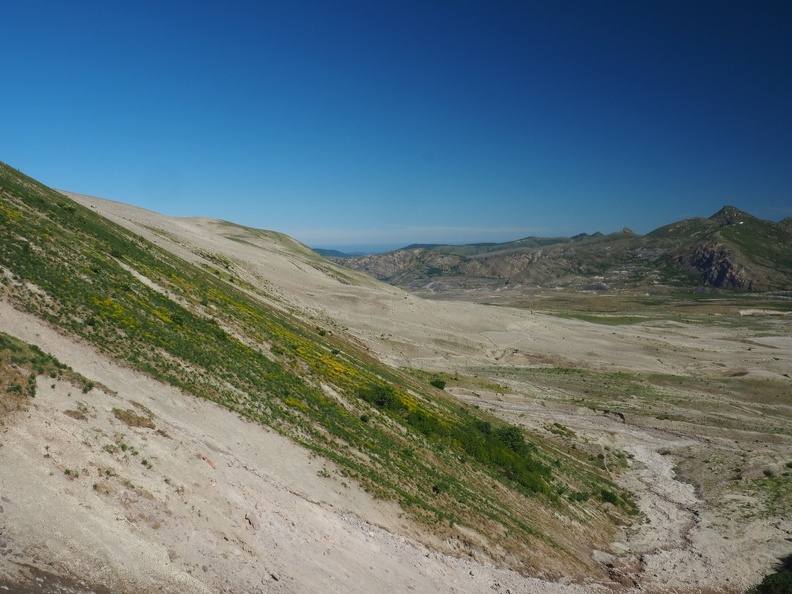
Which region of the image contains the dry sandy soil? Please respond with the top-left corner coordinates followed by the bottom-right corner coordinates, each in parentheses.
top-left (0, 193), bottom-right (790, 593)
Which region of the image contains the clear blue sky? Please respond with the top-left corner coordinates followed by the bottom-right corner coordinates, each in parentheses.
top-left (2, 1), bottom-right (791, 251)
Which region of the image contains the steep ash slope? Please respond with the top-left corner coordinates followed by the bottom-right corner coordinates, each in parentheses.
top-left (3, 163), bottom-right (789, 593)
top-left (0, 162), bottom-right (634, 590)
top-left (66, 191), bottom-right (792, 594)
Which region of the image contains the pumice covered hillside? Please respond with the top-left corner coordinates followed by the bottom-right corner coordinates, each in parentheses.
top-left (1, 161), bottom-right (791, 593)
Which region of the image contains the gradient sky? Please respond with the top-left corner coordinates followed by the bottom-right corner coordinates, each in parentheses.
top-left (2, 1), bottom-right (791, 251)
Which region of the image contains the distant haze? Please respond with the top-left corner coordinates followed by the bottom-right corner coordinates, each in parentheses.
top-left (312, 243), bottom-right (406, 256)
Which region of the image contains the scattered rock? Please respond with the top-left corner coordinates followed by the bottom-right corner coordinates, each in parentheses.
top-left (584, 282), bottom-right (609, 291)
top-left (592, 549), bottom-right (615, 565)
top-left (167, 549), bottom-right (178, 562)
top-left (245, 511), bottom-right (261, 530)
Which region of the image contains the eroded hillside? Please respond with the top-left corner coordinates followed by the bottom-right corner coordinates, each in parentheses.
top-left (0, 163), bottom-right (641, 591)
top-left (1, 162), bottom-right (791, 593)
top-left (332, 206), bottom-right (792, 296)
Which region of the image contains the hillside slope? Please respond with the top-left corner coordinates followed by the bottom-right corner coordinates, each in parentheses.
top-left (2, 162), bottom-right (791, 593)
top-left (0, 163), bottom-right (635, 591)
top-left (333, 207), bottom-right (792, 295)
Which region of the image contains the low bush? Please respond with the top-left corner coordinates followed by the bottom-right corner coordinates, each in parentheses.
top-left (357, 383), bottom-right (405, 412)
top-left (747, 571), bottom-right (792, 594)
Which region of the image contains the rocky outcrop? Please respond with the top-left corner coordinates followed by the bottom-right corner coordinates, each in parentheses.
top-left (677, 242), bottom-right (753, 289)
top-left (339, 249), bottom-right (428, 281)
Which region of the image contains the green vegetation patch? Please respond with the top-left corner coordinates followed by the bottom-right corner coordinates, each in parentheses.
top-left (511, 291), bottom-right (792, 330)
top-left (550, 312), bottom-right (652, 326)
top-left (112, 407), bottom-right (156, 429)
top-left (746, 570), bottom-right (792, 594)
top-left (357, 381), bottom-right (551, 494)
top-left (0, 331), bottom-right (87, 417)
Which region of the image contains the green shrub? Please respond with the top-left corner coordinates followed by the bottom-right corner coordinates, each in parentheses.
top-left (747, 571), bottom-right (792, 594)
top-left (494, 425), bottom-right (531, 455)
top-left (357, 383), bottom-right (406, 413)
top-left (406, 408), bottom-right (444, 437)
top-left (452, 420), bottom-right (549, 494)
top-left (429, 377), bottom-right (446, 390)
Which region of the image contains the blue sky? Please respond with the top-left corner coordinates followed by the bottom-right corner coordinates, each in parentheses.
top-left (2, 1), bottom-right (791, 251)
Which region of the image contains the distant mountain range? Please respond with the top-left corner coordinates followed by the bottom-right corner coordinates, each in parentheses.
top-left (328, 206), bottom-right (792, 292)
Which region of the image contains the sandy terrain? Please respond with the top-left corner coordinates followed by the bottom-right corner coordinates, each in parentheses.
top-left (0, 192), bottom-right (789, 592)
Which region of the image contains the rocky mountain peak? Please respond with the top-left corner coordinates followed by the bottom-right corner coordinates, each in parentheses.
top-left (708, 205), bottom-right (752, 225)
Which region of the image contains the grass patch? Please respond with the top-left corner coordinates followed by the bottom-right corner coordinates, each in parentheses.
top-left (550, 313), bottom-right (652, 326)
top-left (112, 407), bottom-right (156, 429)
top-left (0, 330), bottom-right (90, 419)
